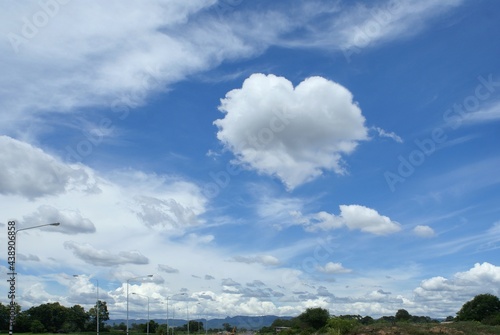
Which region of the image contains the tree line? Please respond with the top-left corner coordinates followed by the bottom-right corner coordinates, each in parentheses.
top-left (112, 319), bottom-right (243, 335)
top-left (0, 300), bottom-right (109, 333)
top-left (260, 293), bottom-right (500, 334)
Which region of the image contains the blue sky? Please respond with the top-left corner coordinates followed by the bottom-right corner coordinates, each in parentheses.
top-left (1, 0), bottom-right (499, 322)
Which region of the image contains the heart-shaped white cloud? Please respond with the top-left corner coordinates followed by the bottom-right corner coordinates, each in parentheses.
top-left (214, 73), bottom-right (368, 190)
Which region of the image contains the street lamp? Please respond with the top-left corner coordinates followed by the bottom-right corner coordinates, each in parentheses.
top-left (126, 275), bottom-right (153, 335)
top-left (96, 279), bottom-right (100, 335)
top-left (132, 293), bottom-right (150, 335)
top-left (172, 307), bottom-right (176, 335)
top-left (187, 300), bottom-right (190, 335)
top-left (73, 275), bottom-right (99, 335)
top-left (166, 296), bottom-right (170, 335)
top-left (7, 221), bottom-right (60, 335)
top-left (196, 303), bottom-right (201, 334)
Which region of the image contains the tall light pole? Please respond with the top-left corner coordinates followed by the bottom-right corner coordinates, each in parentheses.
top-left (196, 303), bottom-right (201, 334)
top-left (96, 279), bottom-right (100, 335)
top-left (7, 221), bottom-right (60, 335)
top-left (166, 296), bottom-right (170, 335)
top-left (126, 275), bottom-right (153, 335)
top-left (132, 293), bottom-right (150, 335)
top-left (172, 307), bottom-right (176, 335)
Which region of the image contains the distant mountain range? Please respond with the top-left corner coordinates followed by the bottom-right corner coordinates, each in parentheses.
top-left (107, 315), bottom-right (293, 330)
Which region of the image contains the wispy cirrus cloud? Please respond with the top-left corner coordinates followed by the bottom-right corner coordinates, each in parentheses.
top-left (230, 255), bottom-right (280, 266)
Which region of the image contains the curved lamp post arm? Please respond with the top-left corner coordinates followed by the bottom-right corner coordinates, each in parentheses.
top-left (16, 222), bottom-right (60, 234)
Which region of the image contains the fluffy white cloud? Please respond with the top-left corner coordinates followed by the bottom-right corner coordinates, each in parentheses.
top-left (0, 136), bottom-right (90, 199)
top-left (454, 262), bottom-right (500, 284)
top-left (340, 205), bottom-right (401, 235)
top-left (295, 204), bottom-right (401, 235)
top-left (317, 262), bottom-right (352, 274)
top-left (419, 276), bottom-right (455, 291)
top-left (413, 225), bottom-right (435, 238)
top-left (215, 73), bottom-right (368, 189)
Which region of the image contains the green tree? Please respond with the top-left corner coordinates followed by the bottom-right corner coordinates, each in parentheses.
top-left (88, 300), bottom-right (110, 331)
top-left (395, 309), bottom-right (411, 322)
top-left (2, 302), bottom-right (23, 332)
top-left (157, 323), bottom-right (168, 335)
top-left (298, 307), bottom-right (330, 330)
top-left (189, 320), bottom-right (203, 332)
top-left (30, 319), bottom-right (46, 333)
top-left (26, 302), bottom-right (69, 332)
top-left (0, 303), bottom-right (9, 330)
top-left (148, 320), bottom-right (159, 333)
top-left (114, 322), bottom-right (127, 331)
top-left (222, 322), bottom-right (232, 331)
top-left (66, 304), bottom-right (89, 332)
top-left (360, 316), bottom-right (374, 325)
top-left (13, 309), bottom-right (32, 333)
top-left (456, 293), bottom-right (500, 323)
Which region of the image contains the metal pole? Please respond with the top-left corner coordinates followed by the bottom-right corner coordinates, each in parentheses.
top-left (172, 308), bottom-right (175, 335)
top-left (166, 297), bottom-right (169, 335)
top-left (96, 279), bottom-right (99, 335)
top-left (126, 279), bottom-right (130, 335)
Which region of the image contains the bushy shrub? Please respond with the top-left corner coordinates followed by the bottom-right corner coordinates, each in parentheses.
top-left (482, 312), bottom-right (500, 326)
top-left (326, 317), bottom-right (358, 335)
top-left (30, 319), bottom-right (46, 333)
